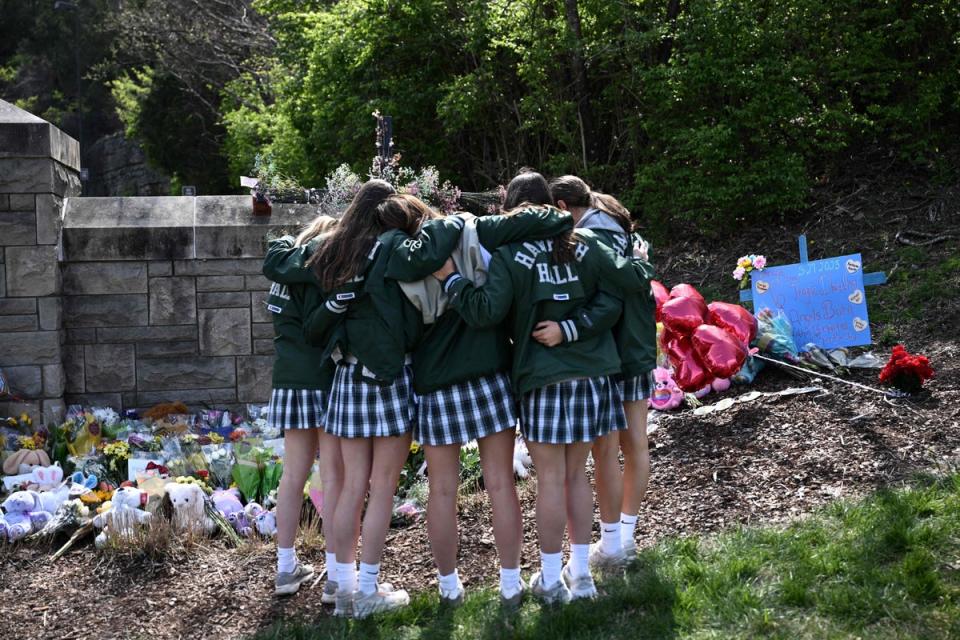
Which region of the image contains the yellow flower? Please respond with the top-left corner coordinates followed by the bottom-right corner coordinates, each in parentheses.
top-left (209, 433), bottom-right (224, 444)
top-left (409, 442), bottom-right (421, 454)
top-left (737, 257), bottom-right (752, 269)
top-left (20, 412), bottom-right (31, 425)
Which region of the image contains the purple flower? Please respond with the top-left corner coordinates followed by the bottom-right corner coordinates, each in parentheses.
top-left (732, 266), bottom-right (746, 280)
top-left (753, 255), bottom-right (767, 270)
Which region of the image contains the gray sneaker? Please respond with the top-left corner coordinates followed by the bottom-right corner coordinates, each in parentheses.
top-left (529, 571), bottom-right (572, 605)
top-left (500, 581), bottom-right (526, 610)
top-left (439, 578), bottom-right (465, 608)
top-left (353, 586), bottom-right (410, 619)
top-left (274, 563), bottom-right (315, 596)
top-left (623, 538), bottom-right (638, 562)
top-left (321, 579), bottom-right (338, 605)
top-left (589, 543), bottom-right (627, 574)
top-left (561, 564), bottom-right (598, 600)
top-left (333, 589), bottom-right (353, 618)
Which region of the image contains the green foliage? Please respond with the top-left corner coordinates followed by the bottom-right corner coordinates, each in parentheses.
top-left (253, 473), bottom-right (960, 639)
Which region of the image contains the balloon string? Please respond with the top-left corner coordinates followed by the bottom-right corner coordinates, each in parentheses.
top-left (751, 354), bottom-right (891, 396)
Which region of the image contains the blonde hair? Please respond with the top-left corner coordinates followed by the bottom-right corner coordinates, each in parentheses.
top-left (295, 215), bottom-right (338, 247)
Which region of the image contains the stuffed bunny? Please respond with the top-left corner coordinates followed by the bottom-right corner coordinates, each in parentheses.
top-left (0, 490), bottom-right (50, 541)
top-left (513, 437), bottom-right (532, 479)
top-left (93, 486), bottom-right (152, 548)
top-left (254, 509), bottom-right (277, 538)
top-left (32, 464), bottom-right (64, 491)
top-left (211, 488), bottom-right (243, 519)
top-left (164, 482), bottom-right (214, 535)
top-left (2, 449), bottom-right (51, 475)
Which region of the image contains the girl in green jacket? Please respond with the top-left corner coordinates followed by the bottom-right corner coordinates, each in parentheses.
top-left (264, 215), bottom-right (342, 599)
top-left (534, 176), bottom-right (657, 571)
top-left (434, 172), bottom-right (654, 605)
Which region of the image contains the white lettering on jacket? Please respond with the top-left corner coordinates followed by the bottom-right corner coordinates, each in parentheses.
top-left (536, 263), bottom-right (579, 284)
top-left (268, 282), bottom-right (290, 300)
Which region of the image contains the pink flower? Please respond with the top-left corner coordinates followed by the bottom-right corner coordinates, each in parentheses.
top-left (753, 255), bottom-right (767, 270)
top-left (732, 266), bottom-right (746, 280)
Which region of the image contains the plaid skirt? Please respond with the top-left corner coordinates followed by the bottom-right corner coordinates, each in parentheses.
top-left (620, 370), bottom-right (657, 403)
top-left (521, 376), bottom-right (626, 444)
top-left (324, 363), bottom-right (417, 438)
top-left (416, 373), bottom-right (517, 446)
top-left (267, 388), bottom-right (329, 430)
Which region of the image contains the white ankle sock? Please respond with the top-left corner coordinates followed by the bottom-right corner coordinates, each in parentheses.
top-left (500, 566), bottom-right (521, 596)
top-left (620, 512), bottom-right (639, 546)
top-left (540, 550), bottom-right (562, 587)
top-left (438, 569), bottom-right (460, 593)
top-left (358, 561), bottom-right (380, 595)
top-left (326, 551), bottom-right (337, 575)
top-left (277, 546), bottom-right (297, 574)
top-left (570, 544), bottom-right (590, 578)
top-left (600, 521), bottom-right (622, 555)
top-left (336, 561), bottom-right (357, 593)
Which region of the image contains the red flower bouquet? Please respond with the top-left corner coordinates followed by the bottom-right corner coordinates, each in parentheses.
top-left (879, 345), bottom-right (934, 394)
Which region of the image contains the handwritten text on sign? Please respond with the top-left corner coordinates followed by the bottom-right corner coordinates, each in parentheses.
top-left (750, 253), bottom-right (871, 349)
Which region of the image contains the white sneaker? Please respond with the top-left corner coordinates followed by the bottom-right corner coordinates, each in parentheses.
top-left (353, 586), bottom-right (410, 619)
top-left (500, 581), bottom-right (526, 610)
top-left (622, 538), bottom-right (638, 561)
top-left (561, 564), bottom-right (598, 600)
top-left (589, 543), bottom-right (627, 573)
top-left (274, 563), bottom-right (314, 596)
top-left (333, 589), bottom-right (353, 617)
top-left (529, 571), bottom-right (572, 605)
top-left (439, 577), bottom-right (465, 607)
top-left (321, 579), bottom-right (338, 605)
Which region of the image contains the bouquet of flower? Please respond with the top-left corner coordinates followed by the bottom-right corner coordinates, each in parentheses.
top-left (879, 345), bottom-right (934, 394)
top-left (231, 443), bottom-right (283, 503)
top-left (202, 443), bottom-right (234, 489)
top-left (732, 254), bottom-right (767, 289)
top-left (397, 441), bottom-right (427, 498)
top-left (101, 441), bottom-right (131, 486)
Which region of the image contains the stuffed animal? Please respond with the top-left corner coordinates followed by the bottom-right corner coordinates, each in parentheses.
top-left (254, 508), bottom-right (277, 537)
top-left (513, 437), bottom-right (532, 479)
top-left (31, 464), bottom-right (63, 491)
top-left (93, 486), bottom-right (152, 548)
top-left (649, 367), bottom-right (684, 410)
top-left (211, 488), bottom-right (243, 519)
top-left (164, 482), bottom-right (214, 535)
top-left (2, 449), bottom-right (51, 475)
top-left (711, 378), bottom-right (732, 393)
top-left (0, 490), bottom-right (50, 541)
top-left (227, 510), bottom-right (253, 537)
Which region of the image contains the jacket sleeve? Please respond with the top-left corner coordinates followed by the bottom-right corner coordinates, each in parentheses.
top-left (302, 280), bottom-right (364, 346)
top-left (262, 236), bottom-right (318, 285)
top-left (445, 250), bottom-right (514, 329)
top-left (383, 216), bottom-right (467, 282)
top-left (557, 289), bottom-right (624, 343)
top-left (475, 206), bottom-right (574, 250)
top-left (590, 236), bottom-right (655, 294)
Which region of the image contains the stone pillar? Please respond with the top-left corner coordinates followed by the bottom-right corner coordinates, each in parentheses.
top-left (0, 100), bottom-right (80, 424)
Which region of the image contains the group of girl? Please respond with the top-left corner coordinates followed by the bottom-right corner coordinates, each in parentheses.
top-left (262, 170), bottom-right (657, 618)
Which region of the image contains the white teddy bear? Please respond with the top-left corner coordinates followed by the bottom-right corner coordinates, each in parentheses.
top-left (164, 482), bottom-right (215, 535)
top-left (93, 486), bottom-right (152, 548)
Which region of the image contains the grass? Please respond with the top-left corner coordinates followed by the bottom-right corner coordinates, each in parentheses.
top-left (869, 246), bottom-right (960, 335)
top-left (252, 473), bottom-right (960, 640)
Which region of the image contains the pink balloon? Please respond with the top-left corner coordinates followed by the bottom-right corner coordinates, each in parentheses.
top-left (651, 280), bottom-right (670, 320)
top-left (661, 295), bottom-right (708, 335)
top-left (665, 335), bottom-right (713, 392)
top-left (669, 283), bottom-right (706, 305)
top-left (691, 324), bottom-right (748, 379)
top-left (707, 302), bottom-right (758, 346)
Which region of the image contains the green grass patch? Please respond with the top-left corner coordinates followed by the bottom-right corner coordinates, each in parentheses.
top-left (869, 246), bottom-right (960, 336)
top-left (255, 474), bottom-right (960, 639)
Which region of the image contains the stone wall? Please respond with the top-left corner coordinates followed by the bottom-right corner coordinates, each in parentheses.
top-left (0, 100), bottom-right (318, 421)
top-left (58, 195), bottom-right (316, 413)
top-left (84, 132), bottom-right (171, 197)
top-left (0, 100), bottom-right (80, 424)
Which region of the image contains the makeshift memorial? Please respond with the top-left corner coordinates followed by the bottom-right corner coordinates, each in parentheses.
top-left (690, 324), bottom-right (748, 379)
top-left (32, 498), bottom-right (90, 543)
top-left (231, 443), bottom-right (282, 504)
top-left (92, 486), bottom-right (152, 548)
top-left (202, 443), bottom-right (234, 489)
top-left (707, 302), bottom-right (758, 346)
top-left (101, 441), bottom-right (131, 486)
top-left (755, 309), bottom-right (800, 362)
top-left (212, 488), bottom-right (244, 520)
top-left (165, 482), bottom-right (215, 535)
top-left (661, 295), bottom-right (707, 334)
top-left (879, 345), bottom-right (935, 394)
top-left (732, 254), bottom-right (766, 289)
top-left (649, 367), bottom-right (685, 411)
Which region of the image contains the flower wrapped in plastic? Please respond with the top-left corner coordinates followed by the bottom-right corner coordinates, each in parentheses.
top-left (754, 308), bottom-right (800, 362)
top-left (231, 442), bottom-right (283, 504)
top-left (202, 443), bottom-right (234, 489)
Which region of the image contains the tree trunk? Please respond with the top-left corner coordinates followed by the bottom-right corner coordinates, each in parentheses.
top-left (564, 0), bottom-right (596, 168)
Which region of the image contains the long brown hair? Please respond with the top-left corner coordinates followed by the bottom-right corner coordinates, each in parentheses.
top-left (295, 215), bottom-right (338, 247)
top-left (549, 174), bottom-right (633, 235)
top-left (503, 171), bottom-right (577, 264)
top-left (376, 193), bottom-right (439, 236)
top-left (309, 179), bottom-right (396, 290)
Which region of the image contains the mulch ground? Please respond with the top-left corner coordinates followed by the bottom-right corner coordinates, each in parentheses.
top-left (2, 165), bottom-right (958, 640)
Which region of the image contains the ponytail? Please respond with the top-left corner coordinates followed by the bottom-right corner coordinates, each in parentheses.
top-left (550, 174), bottom-right (633, 235)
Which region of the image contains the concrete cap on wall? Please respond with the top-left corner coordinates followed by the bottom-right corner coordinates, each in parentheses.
top-left (0, 99), bottom-right (80, 170)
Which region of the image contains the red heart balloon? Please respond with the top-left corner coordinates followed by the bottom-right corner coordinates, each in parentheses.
top-left (651, 280), bottom-right (670, 320)
top-left (660, 295), bottom-right (708, 335)
top-left (665, 335), bottom-right (713, 391)
top-left (707, 301), bottom-right (758, 346)
top-left (691, 324), bottom-right (748, 379)
top-left (669, 283), bottom-right (706, 305)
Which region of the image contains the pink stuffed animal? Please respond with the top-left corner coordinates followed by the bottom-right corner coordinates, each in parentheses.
top-left (649, 367), bottom-right (684, 410)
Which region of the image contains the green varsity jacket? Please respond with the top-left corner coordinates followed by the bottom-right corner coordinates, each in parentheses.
top-left (444, 229), bottom-right (655, 395)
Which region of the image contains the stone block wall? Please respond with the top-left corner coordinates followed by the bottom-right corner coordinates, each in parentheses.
top-left (0, 100), bottom-right (80, 424)
top-left (1, 100), bottom-right (320, 421)
top-left (58, 196), bottom-right (316, 413)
